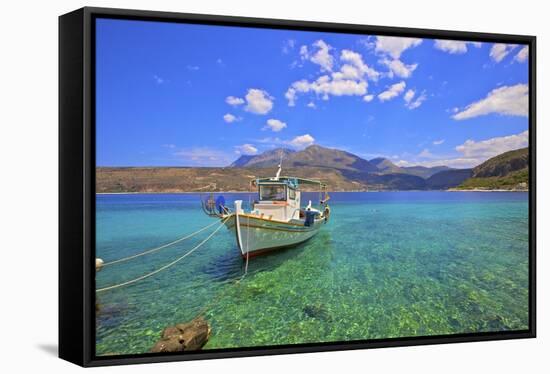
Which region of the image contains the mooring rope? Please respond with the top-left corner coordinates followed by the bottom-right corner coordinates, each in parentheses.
top-left (101, 220), bottom-right (220, 267)
top-left (196, 203), bottom-right (251, 318)
top-left (245, 193), bottom-right (251, 275)
top-left (196, 248), bottom-right (250, 318)
top-left (96, 217), bottom-right (230, 293)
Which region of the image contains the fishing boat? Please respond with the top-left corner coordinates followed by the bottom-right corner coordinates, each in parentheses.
top-left (202, 163), bottom-right (331, 258)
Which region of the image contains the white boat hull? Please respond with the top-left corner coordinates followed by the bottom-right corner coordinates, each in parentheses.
top-left (224, 213), bottom-right (326, 257)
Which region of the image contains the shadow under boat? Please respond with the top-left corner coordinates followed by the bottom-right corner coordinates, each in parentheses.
top-left (200, 231), bottom-right (333, 283)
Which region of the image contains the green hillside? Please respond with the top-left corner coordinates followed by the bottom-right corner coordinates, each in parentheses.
top-left (456, 148), bottom-right (529, 190)
top-left (458, 169), bottom-right (528, 190)
top-left (471, 147), bottom-right (528, 178)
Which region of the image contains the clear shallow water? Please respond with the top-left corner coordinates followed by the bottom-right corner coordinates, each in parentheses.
top-left (95, 192), bottom-right (529, 355)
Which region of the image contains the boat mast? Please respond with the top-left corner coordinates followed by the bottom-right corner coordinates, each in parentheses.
top-left (274, 151), bottom-right (283, 181)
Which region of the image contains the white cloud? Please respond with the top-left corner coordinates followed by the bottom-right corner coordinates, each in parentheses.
top-left (380, 58), bottom-right (417, 79)
top-left (223, 113), bottom-right (240, 123)
top-left (255, 134), bottom-right (316, 150)
top-left (186, 65), bottom-right (200, 71)
top-left (299, 40), bottom-right (334, 71)
top-left (286, 45), bottom-right (382, 106)
top-left (434, 40), bottom-right (467, 54)
top-left (490, 43), bottom-right (517, 63)
top-left (395, 160), bottom-right (411, 167)
top-left (264, 119), bottom-right (287, 132)
top-left (456, 130), bottom-right (528, 160)
top-left (225, 96), bottom-right (245, 106)
top-left (453, 83), bottom-right (528, 120)
top-left (405, 90), bottom-right (427, 110)
top-left (244, 89), bottom-right (274, 114)
top-left (299, 45), bottom-right (309, 59)
top-left (358, 36), bottom-right (376, 51)
top-left (418, 148), bottom-right (433, 158)
top-left (285, 74), bottom-right (367, 106)
top-left (173, 147), bottom-right (233, 166)
top-left (332, 64), bottom-right (361, 80)
top-left (310, 40), bottom-right (334, 71)
top-left (404, 89), bottom-right (415, 104)
top-left (340, 49), bottom-right (380, 81)
top-left (319, 76), bottom-right (367, 97)
top-left (396, 157), bottom-right (479, 169)
top-left (363, 94), bottom-right (374, 103)
top-left (285, 88), bottom-right (298, 107)
top-left (378, 81), bottom-right (406, 102)
top-left (282, 39), bottom-right (296, 54)
top-left (434, 40), bottom-right (482, 54)
top-left (433, 139), bottom-right (445, 145)
top-left (398, 131), bottom-right (528, 168)
top-left (289, 134), bottom-right (315, 148)
top-left (307, 101), bottom-right (316, 108)
top-left (515, 46), bottom-right (529, 63)
top-left (234, 144), bottom-right (258, 155)
top-left (375, 36), bottom-right (423, 59)
top-left (374, 37), bottom-right (421, 80)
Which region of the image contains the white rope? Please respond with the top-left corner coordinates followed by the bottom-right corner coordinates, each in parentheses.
top-left (245, 194), bottom-right (251, 275)
top-left (102, 220), bottom-right (220, 267)
top-left (243, 250), bottom-right (250, 278)
top-left (96, 218), bottom-right (229, 293)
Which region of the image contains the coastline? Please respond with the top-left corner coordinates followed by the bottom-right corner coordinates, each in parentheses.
top-left (447, 188), bottom-right (529, 192)
top-left (96, 189), bottom-right (529, 195)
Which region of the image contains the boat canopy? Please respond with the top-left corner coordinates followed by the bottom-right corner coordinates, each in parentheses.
top-left (252, 176), bottom-right (326, 189)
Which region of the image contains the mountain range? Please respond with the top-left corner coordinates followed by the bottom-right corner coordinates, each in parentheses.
top-left (96, 145), bottom-right (529, 193)
top-left (230, 144), bottom-right (469, 190)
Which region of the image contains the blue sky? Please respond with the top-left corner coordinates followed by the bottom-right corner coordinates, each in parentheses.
top-left (96, 18), bottom-right (529, 168)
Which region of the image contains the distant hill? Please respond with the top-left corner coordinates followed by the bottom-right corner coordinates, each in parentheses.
top-left (456, 148), bottom-right (529, 190)
top-left (232, 146), bottom-right (450, 178)
top-left (369, 157), bottom-right (450, 178)
top-left (368, 173), bottom-right (427, 190)
top-left (96, 166), bottom-right (372, 193)
top-left (231, 148), bottom-right (296, 168)
top-left (426, 169), bottom-right (473, 190)
top-left (369, 157), bottom-right (403, 174)
top-left (401, 165), bottom-right (451, 179)
top-left (231, 145), bottom-right (378, 172)
top-left (229, 154), bottom-right (256, 167)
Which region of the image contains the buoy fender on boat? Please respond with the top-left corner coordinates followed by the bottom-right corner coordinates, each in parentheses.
top-left (323, 206), bottom-right (330, 222)
top-left (215, 195), bottom-right (226, 214)
top-left (304, 210), bottom-right (317, 227)
top-left (96, 258), bottom-right (104, 272)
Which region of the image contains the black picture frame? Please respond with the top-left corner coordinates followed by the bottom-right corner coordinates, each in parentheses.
top-left (59, 6), bottom-right (536, 367)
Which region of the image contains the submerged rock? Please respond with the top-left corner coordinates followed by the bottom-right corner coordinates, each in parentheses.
top-left (151, 317), bottom-right (211, 353)
top-left (303, 304), bottom-right (332, 322)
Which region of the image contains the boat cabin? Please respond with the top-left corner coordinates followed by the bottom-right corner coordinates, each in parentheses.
top-left (251, 179), bottom-right (302, 221)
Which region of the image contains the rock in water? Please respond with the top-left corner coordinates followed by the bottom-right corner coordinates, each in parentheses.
top-left (151, 317), bottom-right (211, 353)
top-left (303, 304), bottom-right (332, 322)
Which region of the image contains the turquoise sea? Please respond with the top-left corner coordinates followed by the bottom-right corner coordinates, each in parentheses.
top-left (95, 192), bottom-right (529, 355)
